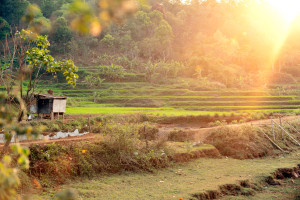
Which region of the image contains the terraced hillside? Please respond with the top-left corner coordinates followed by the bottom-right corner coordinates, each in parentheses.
top-left (23, 79), bottom-right (300, 116)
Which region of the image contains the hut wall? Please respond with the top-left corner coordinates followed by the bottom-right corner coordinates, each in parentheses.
top-left (53, 99), bottom-right (67, 113)
top-left (37, 99), bottom-right (53, 114)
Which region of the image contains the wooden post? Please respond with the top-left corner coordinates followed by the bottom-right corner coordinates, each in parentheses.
top-left (88, 115), bottom-right (91, 132)
top-left (271, 117), bottom-right (275, 141)
top-left (144, 125), bottom-right (148, 149)
top-left (286, 121), bottom-right (300, 135)
top-left (51, 112), bottom-right (54, 121)
top-left (279, 116), bottom-right (283, 138)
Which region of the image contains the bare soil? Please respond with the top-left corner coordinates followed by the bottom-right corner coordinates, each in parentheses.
top-left (2, 115), bottom-right (299, 147)
top-left (2, 133), bottom-right (98, 147)
top-left (158, 115), bottom-right (300, 143)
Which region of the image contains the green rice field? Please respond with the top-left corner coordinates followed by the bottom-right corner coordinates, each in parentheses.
top-left (1, 80), bottom-right (300, 116)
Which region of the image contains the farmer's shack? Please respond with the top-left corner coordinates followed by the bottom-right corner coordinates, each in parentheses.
top-left (33, 93), bottom-right (67, 120)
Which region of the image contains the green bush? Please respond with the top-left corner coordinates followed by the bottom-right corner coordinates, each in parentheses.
top-left (0, 17), bottom-right (10, 40)
top-left (96, 64), bottom-right (125, 81)
top-left (84, 75), bottom-right (105, 88)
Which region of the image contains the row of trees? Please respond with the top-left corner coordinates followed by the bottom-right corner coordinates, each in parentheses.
top-left (1, 0), bottom-right (300, 88)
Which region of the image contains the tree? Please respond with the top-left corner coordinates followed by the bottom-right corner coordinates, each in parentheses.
top-left (30, 16), bottom-right (51, 35)
top-left (152, 20), bottom-right (174, 58)
top-left (118, 33), bottom-right (139, 57)
top-left (0, 17), bottom-right (10, 41)
top-left (40, 0), bottom-right (66, 18)
top-left (129, 11), bottom-right (153, 40)
top-left (0, 0), bottom-right (30, 26)
top-left (0, 29), bottom-right (78, 108)
top-left (101, 34), bottom-right (115, 49)
top-left (149, 10), bottom-right (164, 25)
top-left (50, 17), bottom-right (73, 53)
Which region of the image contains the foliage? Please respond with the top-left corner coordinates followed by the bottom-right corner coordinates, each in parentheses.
top-left (96, 64), bottom-right (125, 81)
top-left (1, 0), bottom-right (300, 89)
top-left (205, 125), bottom-right (271, 159)
top-left (0, 0), bottom-right (30, 26)
top-left (85, 75), bottom-right (105, 89)
top-left (0, 29), bottom-right (78, 107)
top-left (0, 93), bottom-right (42, 199)
top-left (28, 119), bottom-right (170, 187)
top-left (50, 17), bottom-right (73, 52)
top-left (0, 17), bottom-right (10, 41)
top-left (23, 30), bottom-right (78, 86)
top-left (282, 65), bottom-right (300, 77)
top-left (100, 34), bottom-right (115, 49)
top-left (30, 16), bottom-right (51, 34)
top-left (138, 122), bottom-right (159, 141)
top-left (268, 72), bottom-right (297, 84)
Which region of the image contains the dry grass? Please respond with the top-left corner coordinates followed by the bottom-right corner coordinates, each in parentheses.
top-left (36, 151), bottom-right (300, 200)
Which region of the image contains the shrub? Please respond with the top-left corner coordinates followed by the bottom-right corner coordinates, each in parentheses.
top-left (96, 64), bottom-right (125, 81)
top-left (205, 125), bottom-right (272, 159)
top-left (101, 123), bottom-right (168, 170)
top-left (50, 124), bottom-right (60, 132)
top-left (231, 120), bottom-right (238, 124)
top-left (168, 129), bottom-right (195, 142)
top-left (271, 72), bottom-right (296, 84)
top-left (138, 123), bottom-right (159, 140)
top-left (249, 112), bottom-right (266, 120)
top-left (187, 77), bottom-right (226, 91)
top-left (282, 65), bottom-right (300, 77)
top-left (265, 72), bottom-right (296, 84)
top-left (84, 75), bottom-right (105, 88)
top-left (209, 120), bottom-right (227, 127)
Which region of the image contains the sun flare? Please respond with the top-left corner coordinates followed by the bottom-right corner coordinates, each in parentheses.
top-left (265, 0), bottom-right (300, 22)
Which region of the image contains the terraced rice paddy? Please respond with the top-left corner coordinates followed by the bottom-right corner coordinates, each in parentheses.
top-left (1, 80), bottom-right (299, 116)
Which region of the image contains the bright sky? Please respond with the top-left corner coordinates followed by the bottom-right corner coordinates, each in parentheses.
top-left (265, 0), bottom-right (300, 22)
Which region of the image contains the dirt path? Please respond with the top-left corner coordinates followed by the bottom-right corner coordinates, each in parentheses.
top-left (1, 116), bottom-right (298, 146)
top-left (158, 115), bottom-right (300, 143)
top-left (0, 133), bottom-right (98, 147)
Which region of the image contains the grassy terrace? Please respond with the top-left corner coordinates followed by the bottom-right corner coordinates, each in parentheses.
top-left (1, 81), bottom-right (300, 115)
top-left (38, 151), bottom-right (300, 200)
top-left (66, 106), bottom-right (233, 115)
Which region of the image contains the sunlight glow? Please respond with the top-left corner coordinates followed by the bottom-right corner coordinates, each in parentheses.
top-left (265, 0), bottom-right (300, 22)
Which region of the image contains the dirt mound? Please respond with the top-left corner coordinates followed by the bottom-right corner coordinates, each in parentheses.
top-left (219, 184), bottom-right (242, 195)
top-left (265, 176), bottom-right (281, 185)
top-left (191, 181), bottom-right (258, 200)
top-left (204, 125), bottom-right (273, 159)
top-left (191, 164), bottom-right (300, 200)
top-left (168, 129), bottom-right (196, 142)
top-left (265, 165), bottom-right (300, 186)
top-left (192, 190), bottom-right (221, 200)
top-left (273, 166), bottom-right (300, 179)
